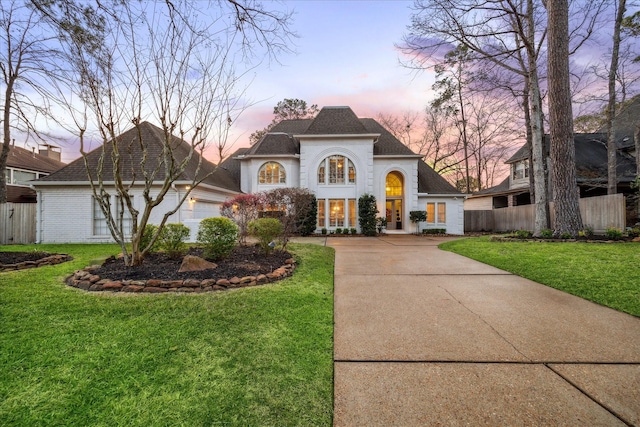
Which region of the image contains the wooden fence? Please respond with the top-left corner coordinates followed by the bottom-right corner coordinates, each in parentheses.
top-left (465, 194), bottom-right (626, 233)
top-left (0, 203), bottom-right (37, 244)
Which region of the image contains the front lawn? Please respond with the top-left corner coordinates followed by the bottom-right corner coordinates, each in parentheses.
top-left (0, 243), bottom-right (334, 426)
top-left (440, 237), bottom-right (640, 317)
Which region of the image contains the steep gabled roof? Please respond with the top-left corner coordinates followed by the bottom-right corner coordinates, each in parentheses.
top-left (360, 118), bottom-right (416, 156)
top-left (302, 106), bottom-right (370, 135)
top-left (243, 132), bottom-right (299, 156)
top-left (37, 121), bottom-right (240, 191)
top-left (417, 160), bottom-right (460, 194)
top-left (218, 147), bottom-right (248, 185)
top-left (2, 143), bottom-right (65, 173)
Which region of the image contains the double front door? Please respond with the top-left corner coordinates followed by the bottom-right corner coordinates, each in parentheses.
top-left (386, 200), bottom-right (402, 230)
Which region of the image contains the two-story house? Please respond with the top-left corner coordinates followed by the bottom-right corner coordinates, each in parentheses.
top-left (32, 106), bottom-right (464, 243)
top-left (2, 143), bottom-right (65, 203)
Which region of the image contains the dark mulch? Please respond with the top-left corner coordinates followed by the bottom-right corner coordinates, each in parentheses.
top-left (0, 251), bottom-right (53, 265)
top-left (91, 245), bottom-right (293, 281)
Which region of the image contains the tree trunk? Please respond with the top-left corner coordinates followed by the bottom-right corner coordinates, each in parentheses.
top-left (607, 0), bottom-right (626, 194)
top-left (547, 0), bottom-right (583, 236)
top-left (636, 124), bottom-right (640, 177)
top-left (0, 79), bottom-right (14, 204)
top-left (527, 0), bottom-right (550, 235)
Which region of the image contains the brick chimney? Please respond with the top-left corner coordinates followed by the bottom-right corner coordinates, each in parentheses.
top-left (39, 144), bottom-right (61, 162)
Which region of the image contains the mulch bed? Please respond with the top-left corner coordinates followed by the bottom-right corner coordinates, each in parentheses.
top-left (0, 251), bottom-right (74, 272)
top-left (0, 251), bottom-right (54, 264)
top-left (91, 245), bottom-right (293, 282)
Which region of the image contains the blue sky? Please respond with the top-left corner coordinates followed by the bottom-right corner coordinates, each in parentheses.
top-left (228, 1), bottom-right (436, 151)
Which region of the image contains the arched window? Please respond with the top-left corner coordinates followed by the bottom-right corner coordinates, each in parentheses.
top-left (385, 172), bottom-right (403, 196)
top-left (317, 155), bottom-right (355, 185)
top-left (258, 162), bottom-right (286, 184)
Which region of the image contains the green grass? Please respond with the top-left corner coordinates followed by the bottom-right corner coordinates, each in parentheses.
top-left (0, 243), bottom-right (334, 426)
top-left (440, 237), bottom-right (640, 317)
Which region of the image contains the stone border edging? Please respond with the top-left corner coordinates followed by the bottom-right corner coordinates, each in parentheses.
top-left (66, 258), bottom-right (296, 293)
top-left (0, 254), bottom-right (74, 272)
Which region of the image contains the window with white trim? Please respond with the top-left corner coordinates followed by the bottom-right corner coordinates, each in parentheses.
top-left (512, 160), bottom-right (529, 180)
top-left (426, 202), bottom-right (446, 224)
top-left (317, 155), bottom-right (355, 185)
top-left (258, 161), bottom-right (286, 184)
top-left (317, 198), bottom-right (357, 229)
top-left (93, 196), bottom-right (134, 236)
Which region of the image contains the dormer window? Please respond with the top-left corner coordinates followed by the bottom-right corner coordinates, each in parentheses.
top-left (512, 160), bottom-right (529, 180)
top-left (318, 155), bottom-right (355, 185)
top-left (258, 162), bottom-right (286, 184)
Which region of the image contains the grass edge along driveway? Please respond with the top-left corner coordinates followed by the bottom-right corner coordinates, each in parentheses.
top-left (440, 237), bottom-right (640, 317)
top-left (0, 243), bottom-right (334, 427)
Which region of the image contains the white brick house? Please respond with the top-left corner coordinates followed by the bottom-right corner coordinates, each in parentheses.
top-left (32, 106), bottom-right (464, 242)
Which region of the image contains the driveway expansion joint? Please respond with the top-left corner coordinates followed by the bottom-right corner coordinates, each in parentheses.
top-left (545, 363), bottom-right (635, 427)
top-left (439, 285), bottom-right (531, 362)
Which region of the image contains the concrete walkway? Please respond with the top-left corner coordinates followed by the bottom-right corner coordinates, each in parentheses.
top-left (329, 235), bottom-right (640, 426)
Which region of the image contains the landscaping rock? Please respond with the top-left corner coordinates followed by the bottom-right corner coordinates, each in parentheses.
top-left (178, 255), bottom-right (217, 273)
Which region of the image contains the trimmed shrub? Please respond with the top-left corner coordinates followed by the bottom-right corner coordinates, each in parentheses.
top-left (298, 194), bottom-right (318, 236)
top-left (249, 218), bottom-right (283, 254)
top-left (262, 188), bottom-right (316, 247)
top-left (197, 217), bottom-right (239, 260)
top-left (358, 194), bottom-right (378, 236)
top-left (605, 226), bottom-right (624, 240)
top-left (540, 228), bottom-right (553, 238)
top-left (422, 228), bottom-right (446, 235)
top-left (157, 223), bottom-right (190, 259)
top-left (336, 228), bottom-right (342, 234)
top-left (515, 229), bottom-right (533, 239)
top-left (409, 210), bottom-right (427, 234)
top-left (140, 224), bottom-right (159, 253)
top-left (582, 225), bottom-right (595, 238)
top-left (350, 228), bottom-right (357, 235)
top-left (321, 228), bottom-right (327, 235)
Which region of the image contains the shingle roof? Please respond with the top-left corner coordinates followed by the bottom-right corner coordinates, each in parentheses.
top-left (37, 121), bottom-right (240, 191)
top-left (302, 106), bottom-right (369, 135)
top-left (243, 132), bottom-right (299, 156)
top-left (467, 176), bottom-right (515, 197)
top-left (2, 143), bottom-right (65, 173)
top-left (360, 118), bottom-right (416, 156)
top-left (596, 95), bottom-right (640, 149)
top-left (417, 160), bottom-right (460, 194)
top-left (574, 133), bottom-right (636, 183)
top-left (505, 133), bottom-right (636, 182)
top-left (218, 147), bottom-right (247, 185)
top-left (238, 106), bottom-right (459, 195)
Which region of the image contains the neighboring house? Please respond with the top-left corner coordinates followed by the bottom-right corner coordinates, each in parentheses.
top-left (32, 122), bottom-right (240, 243)
top-left (2, 143), bottom-right (65, 203)
top-left (219, 106), bottom-right (464, 234)
top-left (32, 107), bottom-right (464, 243)
top-left (466, 98), bottom-right (639, 211)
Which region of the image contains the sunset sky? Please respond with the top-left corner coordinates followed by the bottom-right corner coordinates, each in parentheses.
top-left (39, 0), bottom-right (635, 163)
top-left (210, 0), bottom-right (435, 161)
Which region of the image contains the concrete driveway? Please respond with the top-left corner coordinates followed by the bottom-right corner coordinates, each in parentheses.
top-left (329, 235), bottom-right (640, 426)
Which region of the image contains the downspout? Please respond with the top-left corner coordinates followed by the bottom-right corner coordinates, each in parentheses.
top-left (30, 185), bottom-right (42, 243)
top-left (171, 183), bottom-right (181, 223)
